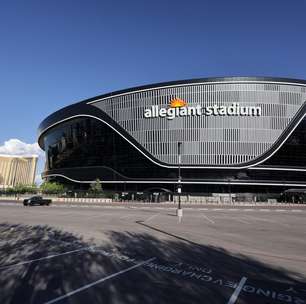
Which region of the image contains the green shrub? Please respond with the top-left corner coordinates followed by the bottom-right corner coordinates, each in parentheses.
top-left (40, 181), bottom-right (66, 194)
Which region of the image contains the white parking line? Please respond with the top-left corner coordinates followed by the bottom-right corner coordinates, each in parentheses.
top-left (227, 276), bottom-right (247, 304)
top-left (144, 213), bottom-right (159, 222)
top-left (202, 214), bottom-right (215, 224)
top-left (242, 215), bottom-right (275, 223)
top-left (89, 213), bottom-right (114, 219)
top-left (234, 218), bottom-right (250, 224)
top-left (292, 210), bottom-right (302, 212)
top-left (43, 257), bottom-right (156, 304)
top-left (0, 247), bottom-right (91, 270)
top-left (120, 214), bottom-right (134, 219)
top-left (218, 216), bottom-right (250, 224)
top-left (242, 215), bottom-right (291, 227)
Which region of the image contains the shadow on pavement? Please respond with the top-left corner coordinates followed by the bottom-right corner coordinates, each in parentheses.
top-left (0, 222), bottom-right (305, 304)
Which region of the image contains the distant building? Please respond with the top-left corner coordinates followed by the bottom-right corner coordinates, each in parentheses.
top-left (0, 155), bottom-right (38, 188)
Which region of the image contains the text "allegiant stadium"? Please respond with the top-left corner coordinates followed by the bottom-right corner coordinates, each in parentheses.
top-left (144, 103), bottom-right (262, 120)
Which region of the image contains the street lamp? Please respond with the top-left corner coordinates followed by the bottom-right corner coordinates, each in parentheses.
top-left (228, 178), bottom-right (232, 204)
top-left (177, 142), bottom-right (183, 218)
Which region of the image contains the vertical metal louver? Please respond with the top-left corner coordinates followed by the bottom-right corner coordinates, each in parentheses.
top-left (92, 82), bottom-right (306, 166)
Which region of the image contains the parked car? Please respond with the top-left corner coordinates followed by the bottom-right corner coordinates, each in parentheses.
top-left (23, 196), bottom-right (52, 206)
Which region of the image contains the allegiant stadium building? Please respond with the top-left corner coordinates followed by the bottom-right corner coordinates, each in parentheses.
top-left (38, 77), bottom-right (306, 194)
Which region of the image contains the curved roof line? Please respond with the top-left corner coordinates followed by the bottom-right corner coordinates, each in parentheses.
top-left (39, 76), bottom-right (306, 131)
top-left (83, 76), bottom-right (306, 105)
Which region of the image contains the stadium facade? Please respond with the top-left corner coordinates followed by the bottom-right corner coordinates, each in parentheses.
top-left (38, 77), bottom-right (306, 194)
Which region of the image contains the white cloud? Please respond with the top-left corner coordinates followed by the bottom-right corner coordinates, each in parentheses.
top-left (0, 138), bottom-right (44, 157)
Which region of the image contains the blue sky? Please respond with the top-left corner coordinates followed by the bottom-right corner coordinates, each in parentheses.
top-left (1, 0), bottom-right (306, 179)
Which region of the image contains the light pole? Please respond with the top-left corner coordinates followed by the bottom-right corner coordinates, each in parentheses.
top-left (228, 178), bottom-right (232, 204)
top-left (177, 142), bottom-right (183, 218)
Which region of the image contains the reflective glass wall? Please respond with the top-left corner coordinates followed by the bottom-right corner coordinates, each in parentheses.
top-left (42, 117), bottom-right (306, 185)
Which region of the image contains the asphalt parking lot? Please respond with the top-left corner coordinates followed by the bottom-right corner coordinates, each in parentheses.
top-left (0, 202), bottom-right (305, 304)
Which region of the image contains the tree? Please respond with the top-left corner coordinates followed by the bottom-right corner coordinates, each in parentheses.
top-left (7, 184), bottom-right (38, 194)
top-left (16, 184), bottom-right (37, 194)
top-left (40, 181), bottom-right (65, 194)
top-left (89, 178), bottom-right (102, 197)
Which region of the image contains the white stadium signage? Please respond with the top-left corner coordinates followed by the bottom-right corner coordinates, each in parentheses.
top-left (144, 99), bottom-right (262, 120)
